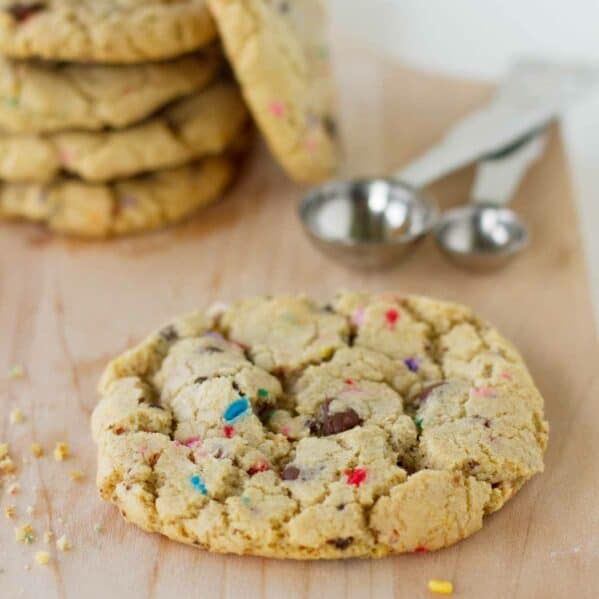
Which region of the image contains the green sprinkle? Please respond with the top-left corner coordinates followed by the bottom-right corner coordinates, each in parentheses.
top-left (241, 496), bottom-right (250, 506)
top-left (258, 388), bottom-right (269, 398)
top-left (414, 416), bottom-right (423, 431)
top-left (261, 409), bottom-right (275, 422)
top-left (6, 97), bottom-right (19, 108)
top-left (24, 534), bottom-right (35, 544)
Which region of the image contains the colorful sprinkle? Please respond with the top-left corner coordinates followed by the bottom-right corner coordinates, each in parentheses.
top-left (182, 437), bottom-right (202, 448)
top-left (248, 463), bottom-right (269, 476)
top-left (472, 386), bottom-right (496, 398)
top-left (414, 546), bottom-right (428, 553)
top-left (414, 416), bottom-right (423, 431)
top-left (385, 309), bottom-right (400, 328)
top-left (344, 378), bottom-right (355, 386)
top-left (269, 101), bottom-right (285, 117)
top-left (501, 370), bottom-right (513, 381)
top-left (280, 425), bottom-right (291, 437)
top-left (223, 425), bottom-right (235, 439)
top-left (190, 474), bottom-right (208, 495)
top-left (7, 364), bottom-right (25, 379)
top-left (34, 552), bottom-right (51, 566)
top-left (258, 388), bottom-right (269, 398)
top-left (241, 495), bottom-right (251, 506)
top-left (351, 307), bottom-right (366, 327)
top-left (344, 468), bottom-right (367, 487)
top-left (403, 357), bottom-right (420, 372)
top-left (428, 579), bottom-right (453, 595)
top-left (223, 397), bottom-right (251, 423)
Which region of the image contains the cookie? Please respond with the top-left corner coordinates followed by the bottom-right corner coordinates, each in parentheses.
top-left (0, 49), bottom-right (222, 134)
top-left (0, 150), bottom-right (240, 237)
top-left (208, 0), bottom-right (338, 183)
top-left (0, 81), bottom-right (249, 182)
top-left (0, 1), bottom-right (217, 63)
top-left (91, 292), bottom-right (548, 559)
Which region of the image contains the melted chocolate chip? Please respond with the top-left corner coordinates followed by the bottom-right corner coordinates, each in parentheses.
top-left (281, 465), bottom-right (300, 481)
top-left (322, 408), bottom-right (363, 436)
top-left (159, 325), bottom-right (178, 342)
top-left (492, 482), bottom-right (501, 489)
top-left (336, 504), bottom-right (345, 511)
top-left (412, 382), bottom-right (444, 404)
top-left (319, 398), bottom-right (362, 436)
top-left (8, 2), bottom-right (44, 22)
top-left (329, 537), bottom-right (354, 550)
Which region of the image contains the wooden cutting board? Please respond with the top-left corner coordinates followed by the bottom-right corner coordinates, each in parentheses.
top-left (1, 40), bottom-right (598, 599)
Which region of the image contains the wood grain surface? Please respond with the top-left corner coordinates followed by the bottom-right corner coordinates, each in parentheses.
top-left (1, 41), bottom-right (597, 599)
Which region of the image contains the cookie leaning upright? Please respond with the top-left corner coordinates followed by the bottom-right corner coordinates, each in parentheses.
top-left (208, 0), bottom-right (339, 183)
top-left (0, 0), bottom-right (217, 63)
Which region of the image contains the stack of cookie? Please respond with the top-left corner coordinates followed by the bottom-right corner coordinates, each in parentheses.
top-left (0, 0), bottom-right (338, 237)
top-left (0, 0), bottom-right (251, 237)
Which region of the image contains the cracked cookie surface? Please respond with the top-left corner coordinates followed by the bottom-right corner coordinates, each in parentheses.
top-left (92, 292), bottom-right (548, 558)
top-left (207, 0), bottom-right (338, 183)
top-left (0, 0), bottom-right (217, 63)
top-left (0, 80), bottom-right (248, 182)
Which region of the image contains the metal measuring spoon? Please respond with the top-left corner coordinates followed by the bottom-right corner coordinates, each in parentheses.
top-left (434, 132), bottom-right (547, 269)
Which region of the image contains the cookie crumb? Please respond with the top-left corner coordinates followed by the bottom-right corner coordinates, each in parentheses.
top-left (43, 531), bottom-right (54, 544)
top-left (31, 443), bottom-right (43, 458)
top-left (7, 482), bottom-right (20, 495)
top-left (15, 523), bottom-right (35, 544)
top-left (56, 535), bottom-right (72, 552)
top-left (5, 505), bottom-right (16, 520)
top-left (69, 470), bottom-right (84, 481)
top-left (34, 552), bottom-right (51, 566)
top-left (53, 442), bottom-right (69, 461)
top-left (10, 408), bottom-right (25, 424)
top-left (428, 579), bottom-right (453, 595)
top-left (8, 364), bottom-right (25, 379)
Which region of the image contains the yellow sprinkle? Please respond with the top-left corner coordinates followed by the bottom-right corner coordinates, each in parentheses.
top-left (0, 443), bottom-right (8, 459)
top-left (43, 530), bottom-right (54, 544)
top-left (428, 579), bottom-right (453, 595)
top-left (56, 535), bottom-right (72, 552)
top-left (10, 407), bottom-right (25, 424)
top-left (69, 470), bottom-right (84, 481)
top-left (31, 443), bottom-right (44, 458)
top-left (53, 442), bottom-right (69, 462)
top-left (8, 364), bottom-right (25, 379)
top-left (15, 523), bottom-right (35, 544)
top-left (5, 505), bottom-right (16, 520)
top-left (34, 552), bottom-right (50, 566)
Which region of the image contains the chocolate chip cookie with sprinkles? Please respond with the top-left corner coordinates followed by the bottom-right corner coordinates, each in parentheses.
top-left (91, 292), bottom-right (548, 558)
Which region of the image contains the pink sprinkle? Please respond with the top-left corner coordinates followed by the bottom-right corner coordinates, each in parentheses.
top-left (280, 425), bottom-right (291, 437)
top-left (173, 440), bottom-right (182, 447)
top-left (351, 307), bottom-right (366, 327)
top-left (501, 370), bottom-right (512, 381)
top-left (473, 386), bottom-right (495, 398)
top-left (269, 101), bottom-right (285, 117)
top-left (385, 309), bottom-right (400, 329)
top-left (60, 150), bottom-right (73, 165)
top-left (344, 467), bottom-right (367, 487)
top-left (223, 425), bottom-right (235, 439)
top-left (182, 437), bottom-right (202, 448)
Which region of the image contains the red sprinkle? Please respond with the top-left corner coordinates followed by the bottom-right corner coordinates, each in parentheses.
top-left (344, 378), bottom-right (355, 386)
top-left (248, 463), bottom-right (270, 476)
top-left (344, 468), bottom-right (367, 487)
top-left (385, 309), bottom-right (400, 328)
top-left (414, 546), bottom-right (428, 553)
top-left (223, 425), bottom-right (235, 439)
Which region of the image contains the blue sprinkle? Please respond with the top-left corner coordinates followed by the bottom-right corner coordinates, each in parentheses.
top-left (223, 397), bottom-right (251, 423)
top-left (403, 357), bottom-right (420, 373)
top-left (190, 474), bottom-right (208, 495)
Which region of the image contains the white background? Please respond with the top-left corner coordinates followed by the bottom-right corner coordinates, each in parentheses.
top-left (331, 0), bottom-right (599, 320)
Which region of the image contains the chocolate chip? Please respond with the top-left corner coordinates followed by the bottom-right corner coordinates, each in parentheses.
top-left (321, 304), bottom-right (334, 313)
top-left (323, 115), bottom-right (338, 137)
top-left (467, 460), bottom-right (479, 470)
top-left (203, 346), bottom-right (224, 353)
top-left (336, 504), bottom-right (345, 511)
top-left (306, 419), bottom-right (322, 436)
top-left (328, 537), bottom-right (353, 550)
top-left (8, 2), bottom-right (44, 22)
top-left (492, 482), bottom-right (501, 489)
top-left (281, 465), bottom-right (300, 481)
top-left (322, 408), bottom-right (363, 436)
top-left (194, 376), bottom-right (207, 385)
top-left (159, 325), bottom-right (178, 342)
top-left (412, 382), bottom-right (444, 404)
